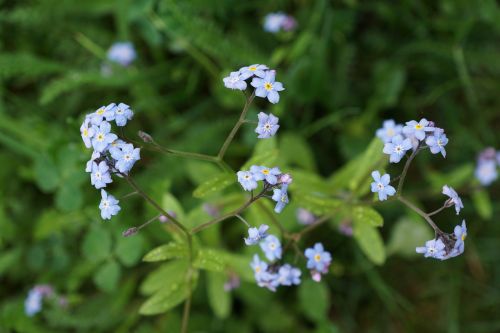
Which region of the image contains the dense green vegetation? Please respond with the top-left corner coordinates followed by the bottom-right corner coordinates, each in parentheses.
top-left (0, 0), bottom-right (499, 332)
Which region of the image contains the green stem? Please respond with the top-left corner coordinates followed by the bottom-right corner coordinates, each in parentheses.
top-left (428, 204), bottom-right (448, 217)
top-left (398, 196), bottom-right (442, 234)
top-left (181, 268), bottom-right (194, 333)
top-left (217, 91), bottom-right (255, 160)
top-left (397, 147), bottom-right (420, 195)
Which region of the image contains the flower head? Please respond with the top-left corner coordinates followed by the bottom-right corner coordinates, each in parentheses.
top-left (376, 119), bottom-right (403, 143)
top-left (90, 161), bottom-right (113, 189)
top-left (426, 130), bottom-right (449, 158)
top-left (244, 224), bottom-right (269, 245)
top-left (255, 112), bottom-right (280, 139)
top-left (416, 238), bottom-right (446, 259)
top-left (250, 254), bottom-right (268, 280)
top-left (475, 160), bottom-right (497, 186)
top-left (278, 173), bottom-right (293, 185)
top-left (25, 289), bottom-right (43, 316)
top-left (250, 165), bottom-right (281, 185)
top-left (383, 135), bottom-right (412, 163)
top-left (80, 117), bottom-right (95, 148)
top-left (99, 190), bottom-right (121, 220)
top-left (107, 42), bottom-right (136, 66)
top-left (110, 143), bottom-right (140, 174)
top-left (237, 170), bottom-right (258, 191)
top-left (260, 235), bottom-right (282, 261)
top-left (251, 71), bottom-right (284, 104)
top-left (403, 118), bottom-right (434, 141)
top-left (239, 64), bottom-right (269, 80)
top-left (305, 243), bottom-right (331, 272)
top-left (114, 103), bottom-right (133, 126)
top-left (453, 220), bottom-right (467, 254)
top-left (223, 71), bottom-right (247, 91)
top-left (263, 12), bottom-right (287, 33)
top-left (370, 171), bottom-right (396, 201)
top-left (277, 264), bottom-right (301, 286)
top-left (91, 121), bottom-right (118, 153)
top-left (271, 185), bottom-right (289, 213)
top-left (442, 185), bottom-right (464, 215)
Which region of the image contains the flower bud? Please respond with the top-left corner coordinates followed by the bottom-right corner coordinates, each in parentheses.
top-left (122, 227), bottom-right (138, 237)
top-left (279, 173), bottom-right (292, 185)
top-left (138, 130), bottom-right (153, 143)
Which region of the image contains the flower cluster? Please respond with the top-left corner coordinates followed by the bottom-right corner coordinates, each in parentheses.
top-left (246, 224), bottom-right (301, 291)
top-left (237, 166), bottom-right (292, 213)
top-left (263, 12), bottom-right (297, 33)
top-left (475, 147), bottom-right (499, 186)
top-left (223, 65), bottom-right (285, 104)
top-left (80, 103), bottom-right (140, 220)
top-left (24, 285), bottom-right (64, 316)
top-left (107, 42), bottom-right (136, 67)
top-left (304, 243), bottom-right (332, 282)
top-left (416, 221), bottom-right (467, 260)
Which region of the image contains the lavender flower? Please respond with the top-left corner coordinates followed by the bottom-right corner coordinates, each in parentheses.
top-left (239, 64), bottom-right (269, 79)
top-left (442, 185), bottom-right (464, 215)
top-left (251, 71), bottom-right (285, 104)
top-left (250, 165), bottom-right (281, 185)
top-left (255, 112), bottom-right (280, 139)
top-left (99, 190), bottom-right (121, 220)
top-left (271, 185), bottom-right (289, 213)
top-left (376, 119), bottom-right (403, 143)
top-left (223, 71), bottom-right (247, 90)
top-left (237, 170), bottom-right (258, 191)
top-left (402, 118), bottom-right (434, 141)
top-left (426, 130), bottom-right (449, 158)
top-left (244, 224), bottom-right (269, 245)
top-left (370, 171), bottom-right (396, 201)
top-left (383, 135), bottom-right (412, 163)
top-left (107, 42), bottom-right (136, 66)
top-left (260, 235), bottom-right (282, 261)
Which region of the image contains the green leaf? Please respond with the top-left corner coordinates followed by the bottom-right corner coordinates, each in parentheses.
top-left (142, 242), bottom-right (188, 262)
top-left (193, 248), bottom-right (225, 272)
top-left (292, 191), bottom-right (342, 215)
top-left (82, 226), bottom-right (112, 263)
top-left (353, 220), bottom-right (386, 265)
top-left (387, 218), bottom-right (434, 257)
top-left (242, 149), bottom-right (279, 170)
top-left (93, 260), bottom-right (121, 292)
top-left (207, 272), bottom-right (231, 318)
top-left (55, 183), bottom-right (83, 212)
top-left (472, 189), bottom-right (492, 220)
top-left (279, 133), bottom-right (316, 171)
top-left (298, 280), bottom-right (330, 323)
top-left (162, 192), bottom-right (186, 222)
top-left (115, 233), bottom-right (144, 267)
top-left (34, 154), bottom-right (59, 192)
top-left (140, 260), bottom-right (189, 295)
top-left (352, 206), bottom-right (384, 227)
top-left (192, 172), bottom-right (235, 198)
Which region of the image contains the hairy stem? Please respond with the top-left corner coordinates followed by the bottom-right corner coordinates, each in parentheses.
top-left (398, 196), bottom-right (442, 234)
top-left (217, 91), bottom-right (255, 160)
top-left (397, 147), bottom-right (420, 195)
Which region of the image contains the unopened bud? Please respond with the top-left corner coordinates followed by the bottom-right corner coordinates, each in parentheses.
top-left (138, 130), bottom-right (153, 143)
top-left (122, 227), bottom-right (138, 237)
top-left (279, 173), bottom-right (293, 185)
top-left (159, 211), bottom-right (177, 223)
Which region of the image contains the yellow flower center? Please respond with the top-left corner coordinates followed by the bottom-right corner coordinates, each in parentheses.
top-left (97, 134), bottom-right (104, 141)
top-left (314, 254), bottom-right (321, 262)
top-left (96, 108), bottom-right (105, 115)
top-left (415, 124), bottom-right (423, 130)
top-left (83, 128), bottom-right (88, 137)
top-left (262, 169), bottom-right (270, 175)
top-left (387, 128), bottom-right (394, 136)
top-left (249, 66), bottom-right (257, 71)
top-left (264, 82), bottom-right (273, 91)
top-left (255, 266), bottom-right (261, 273)
top-left (461, 234), bottom-right (466, 241)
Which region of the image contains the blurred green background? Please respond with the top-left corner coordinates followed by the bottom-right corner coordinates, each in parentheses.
top-left (0, 0), bottom-right (499, 332)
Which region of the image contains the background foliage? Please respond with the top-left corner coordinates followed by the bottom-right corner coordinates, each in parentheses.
top-left (0, 0), bottom-right (499, 332)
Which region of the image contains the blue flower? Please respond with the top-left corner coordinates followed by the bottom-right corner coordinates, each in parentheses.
top-left (376, 119), bottom-right (403, 143)
top-left (24, 289), bottom-right (42, 316)
top-left (415, 238), bottom-right (446, 259)
top-left (453, 220), bottom-right (467, 254)
top-left (99, 190), bottom-right (121, 220)
top-left (442, 185), bottom-right (464, 215)
top-left (296, 208), bottom-right (316, 225)
top-left (251, 71), bottom-right (284, 104)
top-left (383, 135), bottom-right (412, 163)
top-left (271, 185), bottom-right (289, 213)
top-left (223, 71), bottom-right (247, 90)
top-left (114, 103), bottom-right (133, 126)
top-left (250, 165), bottom-right (281, 185)
top-left (256, 271), bottom-right (280, 292)
top-left (90, 161), bottom-right (113, 189)
top-left (426, 130), bottom-right (448, 157)
top-left (110, 143), bottom-right (140, 174)
top-left (237, 170), bottom-right (258, 191)
top-left (239, 64), bottom-right (269, 79)
top-left (244, 224), bottom-right (269, 245)
top-left (85, 151), bottom-right (101, 172)
top-left (90, 103), bottom-right (116, 125)
top-left (255, 112), bottom-right (280, 139)
top-left (402, 118), bottom-right (434, 141)
top-left (91, 121), bottom-right (118, 153)
top-left (475, 160), bottom-right (497, 186)
top-left (277, 264), bottom-right (301, 286)
top-left (260, 235), bottom-right (282, 261)
top-left (370, 171), bottom-right (396, 201)
top-left (250, 254), bottom-right (268, 280)
top-left (263, 12), bottom-right (287, 33)
top-left (107, 42), bottom-right (136, 66)
top-left (305, 243), bottom-right (331, 272)
top-left (80, 117), bottom-right (95, 148)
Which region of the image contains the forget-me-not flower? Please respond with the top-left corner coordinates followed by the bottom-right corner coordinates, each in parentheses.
top-left (24, 289), bottom-right (43, 316)
top-left (223, 71), bottom-right (247, 91)
top-left (426, 130), bottom-right (449, 157)
top-left (239, 64), bottom-right (269, 80)
top-left (251, 71), bottom-right (284, 104)
top-left (91, 161), bottom-right (113, 189)
top-left (91, 121), bottom-right (118, 153)
top-left (263, 12), bottom-right (287, 33)
top-left (250, 165), bottom-right (281, 185)
top-left (442, 185), bottom-right (464, 215)
top-left (80, 117), bottom-right (95, 148)
top-left (475, 160), bottom-right (497, 186)
top-left (260, 235), bottom-right (282, 261)
top-left (110, 143), bottom-right (140, 174)
top-left (403, 118), bottom-right (434, 141)
top-left (85, 151), bottom-right (101, 173)
top-left (453, 220), bottom-right (467, 255)
top-left (99, 190), bottom-right (121, 220)
top-left (271, 185), bottom-right (289, 213)
top-left (383, 135), bottom-right (412, 163)
top-left (255, 112), bottom-right (280, 139)
top-left (416, 238), bottom-right (446, 259)
top-left (376, 119), bottom-right (403, 143)
top-left (90, 103), bottom-right (116, 125)
top-left (250, 254), bottom-right (268, 280)
top-left (107, 42), bottom-right (136, 66)
top-left (244, 224), bottom-right (269, 245)
top-left (370, 171), bottom-right (396, 201)
top-left (277, 264), bottom-right (301, 286)
top-left (114, 103), bottom-right (133, 126)
top-left (305, 243), bottom-right (331, 272)
top-left (237, 170), bottom-right (258, 191)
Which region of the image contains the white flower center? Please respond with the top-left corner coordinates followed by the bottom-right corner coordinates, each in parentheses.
top-left (377, 183), bottom-right (384, 190)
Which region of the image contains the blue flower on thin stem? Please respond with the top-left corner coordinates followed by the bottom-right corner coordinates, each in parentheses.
top-left (271, 185), bottom-right (289, 213)
top-left (239, 64), bottom-right (269, 79)
top-left (305, 243), bottom-right (331, 272)
top-left (415, 238), bottom-right (446, 259)
top-left (90, 161), bottom-right (113, 189)
top-left (403, 118), bottom-right (434, 141)
top-left (370, 171), bottom-right (396, 201)
top-left (250, 165), bottom-right (281, 185)
top-left (251, 71), bottom-right (285, 104)
top-left (277, 264), bottom-right (301, 286)
top-left (237, 170), bottom-right (258, 191)
top-left (442, 185), bottom-right (464, 215)
top-left (91, 121), bottom-right (118, 153)
top-left (383, 135), bottom-right (412, 163)
top-left (376, 119), bottom-right (403, 143)
top-left (90, 103), bottom-right (116, 125)
top-left (255, 112), bottom-right (280, 139)
top-left (24, 289), bottom-right (42, 316)
top-left (223, 71), bottom-right (247, 91)
top-left (114, 103), bottom-right (134, 126)
top-left (244, 224), bottom-right (269, 245)
top-left (260, 235), bottom-right (282, 261)
top-left (110, 143), bottom-right (141, 174)
top-left (99, 190), bottom-right (121, 220)
top-left (250, 254), bottom-right (268, 280)
top-left (426, 130), bottom-right (448, 157)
